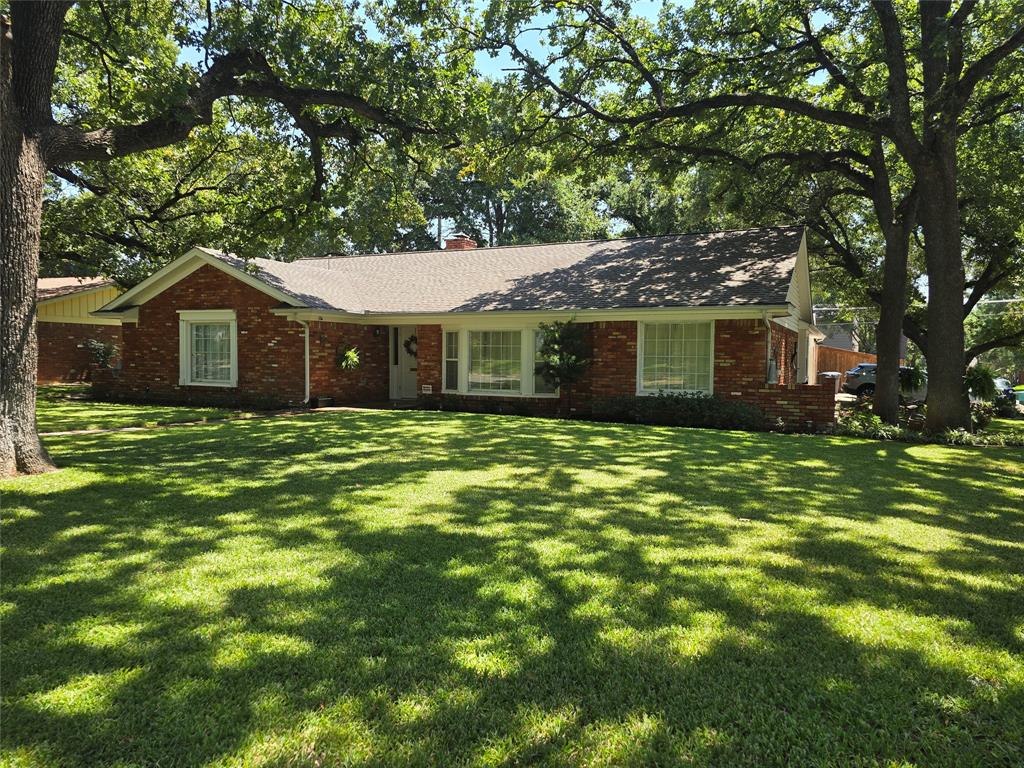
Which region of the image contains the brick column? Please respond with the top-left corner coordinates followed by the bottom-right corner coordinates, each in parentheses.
top-left (416, 324), bottom-right (443, 396)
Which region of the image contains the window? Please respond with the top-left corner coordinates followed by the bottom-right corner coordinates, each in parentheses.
top-left (533, 329), bottom-right (558, 395)
top-left (469, 330), bottom-right (521, 392)
top-left (178, 310), bottom-right (237, 387)
top-left (639, 321), bottom-right (712, 393)
top-left (444, 331), bottom-right (459, 391)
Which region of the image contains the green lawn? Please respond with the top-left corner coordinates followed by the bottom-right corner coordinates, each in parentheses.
top-left (36, 385), bottom-right (249, 433)
top-left (2, 411), bottom-right (1022, 767)
top-left (989, 416), bottom-right (1024, 441)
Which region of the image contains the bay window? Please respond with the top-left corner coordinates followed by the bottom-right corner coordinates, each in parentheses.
top-left (178, 310), bottom-right (237, 387)
top-left (638, 321), bottom-right (713, 394)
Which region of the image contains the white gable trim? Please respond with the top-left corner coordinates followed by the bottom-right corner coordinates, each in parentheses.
top-left (785, 231), bottom-right (813, 324)
top-left (92, 247), bottom-right (306, 315)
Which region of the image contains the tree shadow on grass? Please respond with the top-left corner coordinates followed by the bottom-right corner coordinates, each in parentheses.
top-left (2, 411), bottom-right (1022, 766)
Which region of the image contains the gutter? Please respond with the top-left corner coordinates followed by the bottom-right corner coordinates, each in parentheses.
top-left (296, 319), bottom-right (310, 404)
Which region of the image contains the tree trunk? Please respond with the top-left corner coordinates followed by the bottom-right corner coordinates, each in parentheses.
top-left (873, 243), bottom-right (907, 426)
top-left (918, 157), bottom-right (970, 432)
top-left (1, 127), bottom-right (55, 476)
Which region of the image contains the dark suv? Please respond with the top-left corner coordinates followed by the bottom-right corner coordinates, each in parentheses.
top-left (843, 363), bottom-right (928, 401)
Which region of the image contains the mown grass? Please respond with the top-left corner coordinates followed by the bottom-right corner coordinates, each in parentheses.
top-left (989, 417), bottom-right (1024, 441)
top-left (2, 410), bottom-right (1022, 767)
top-left (35, 385), bottom-right (248, 433)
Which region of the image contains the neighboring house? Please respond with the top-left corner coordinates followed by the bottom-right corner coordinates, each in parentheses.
top-left (36, 277), bottom-right (122, 383)
top-left (92, 227), bottom-right (835, 427)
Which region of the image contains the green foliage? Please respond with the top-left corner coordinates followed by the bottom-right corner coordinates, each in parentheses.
top-left (966, 364), bottom-right (999, 402)
top-left (836, 406), bottom-right (904, 441)
top-left (836, 400), bottom-right (1021, 446)
top-left (970, 401), bottom-right (997, 431)
top-left (899, 363), bottom-right (927, 396)
top-left (336, 346), bottom-right (361, 370)
top-left (534, 319), bottom-right (592, 395)
top-left (593, 392), bottom-right (766, 432)
top-left (40, 0), bottom-right (479, 281)
top-left (82, 339), bottom-right (119, 369)
top-left (5, 409), bottom-right (1023, 764)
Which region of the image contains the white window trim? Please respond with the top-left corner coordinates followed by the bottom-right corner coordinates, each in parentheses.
top-left (636, 320), bottom-right (715, 396)
top-left (442, 327), bottom-right (559, 398)
top-left (442, 330), bottom-right (460, 393)
top-left (178, 309), bottom-right (238, 387)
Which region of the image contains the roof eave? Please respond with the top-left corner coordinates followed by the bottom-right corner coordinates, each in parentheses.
top-left (272, 303), bottom-right (794, 324)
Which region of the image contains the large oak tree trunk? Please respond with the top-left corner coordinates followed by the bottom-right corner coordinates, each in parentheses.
top-left (918, 156), bottom-right (970, 432)
top-left (872, 243), bottom-right (907, 426)
top-left (1, 108), bottom-right (54, 476)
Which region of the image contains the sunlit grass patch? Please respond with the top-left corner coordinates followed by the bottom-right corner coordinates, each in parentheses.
top-left (1, 410), bottom-right (1022, 766)
top-left (35, 384), bottom-right (248, 433)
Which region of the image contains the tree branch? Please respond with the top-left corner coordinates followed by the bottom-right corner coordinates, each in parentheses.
top-left (41, 49), bottom-right (433, 166)
top-left (967, 327), bottom-right (1024, 361)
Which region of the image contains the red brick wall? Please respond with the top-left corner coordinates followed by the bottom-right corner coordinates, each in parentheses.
top-left (583, 321), bottom-right (637, 400)
top-left (771, 322), bottom-right (799, 385)
top-left (715, 319), bottom-right (834, 429)
top-left (307, 321), bottom-right (389, 403)
top-left (37, 322), bottom-right (122, 383)
top-left (416, 324), bottom-right (443, 395)
top-left (108, 264), bottom-right (306, 406)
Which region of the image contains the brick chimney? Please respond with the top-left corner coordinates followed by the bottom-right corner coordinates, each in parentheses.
top-left (445, 233), bottom-right (477, 250)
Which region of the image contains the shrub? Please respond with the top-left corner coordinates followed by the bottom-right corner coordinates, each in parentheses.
top-left (336, 346), bottom-right (360, 370)
top-left (836, 404), bottom-right (904, 441)
top-left (835, 400), bottom-right (1023, 446)
top-left (535, 319), bottom-right (591, 417)
top-left (593, 392), bottom-right (766, 431)
top-left (970, 401), bottom-right (996, 430)
top-left (83, 338), bottom-right (118, 368)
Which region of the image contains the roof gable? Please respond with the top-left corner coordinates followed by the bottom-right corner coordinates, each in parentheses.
top-left (96, 247), bottom-right (307, 313)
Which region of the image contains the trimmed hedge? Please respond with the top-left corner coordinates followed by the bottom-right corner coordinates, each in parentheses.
top-left (592, 392), bottom-right (766, 431)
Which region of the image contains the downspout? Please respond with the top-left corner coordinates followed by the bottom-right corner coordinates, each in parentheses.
top-left (296, 319), bottom-right (310, 405)
top-left (763, 311), bottom-right (778, 384)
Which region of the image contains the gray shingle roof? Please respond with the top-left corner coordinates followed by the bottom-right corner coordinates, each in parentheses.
top-left (203, 226), bottom-right (803, 314)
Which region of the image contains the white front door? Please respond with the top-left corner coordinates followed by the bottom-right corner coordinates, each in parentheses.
top-left (389, 326), bottom-right (419, 399)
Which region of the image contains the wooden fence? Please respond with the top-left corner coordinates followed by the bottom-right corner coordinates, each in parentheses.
top-left (816, 345), bottom-right (877, 385)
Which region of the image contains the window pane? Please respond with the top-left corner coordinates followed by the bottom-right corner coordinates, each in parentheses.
top-left (444, 332), bottom-right (459, 390)
top-left (533, 330), bottom-right (557, 395)
top-left (641, 322), bottom-right (711, 392)
top-left (469, 330), bottom-right (521, 391)
top-left (190, 323), bottom-right (231, 383)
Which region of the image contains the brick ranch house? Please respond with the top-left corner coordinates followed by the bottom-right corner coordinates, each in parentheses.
top-left (36, 277), bottom-right (122, 383)
top-left (90, 226), bottom-right (836, 428)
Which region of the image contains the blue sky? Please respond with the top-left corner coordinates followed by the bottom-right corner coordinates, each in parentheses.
top-left (473, 0), bottom-right (669, 79)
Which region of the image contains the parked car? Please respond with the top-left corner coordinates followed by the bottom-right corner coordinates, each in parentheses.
top-left (994, 377), bottom-right (1013, 399)
top-left (843, 363), bottom-right (928, 401)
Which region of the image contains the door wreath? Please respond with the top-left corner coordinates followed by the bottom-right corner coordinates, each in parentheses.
top-left (403, 334), bottom-right (418, 358)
